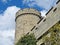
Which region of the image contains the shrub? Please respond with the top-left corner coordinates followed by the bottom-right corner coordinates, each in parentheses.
top-left (16, 34), bottom-right (37, 45)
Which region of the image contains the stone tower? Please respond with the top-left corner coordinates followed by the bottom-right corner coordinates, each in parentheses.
top-left (15, 0), bottom-right (60, 45)
top-left (15, 8), bottom-right (42, 44)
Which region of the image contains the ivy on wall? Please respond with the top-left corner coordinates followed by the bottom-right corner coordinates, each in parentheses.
top-left (43, 21), bottom-right (60, 45)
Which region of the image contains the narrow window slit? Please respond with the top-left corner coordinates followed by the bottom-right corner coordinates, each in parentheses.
top-left (37, 17), bottom-right (43, 24)
top-left (37, 20), bottom-right (41, 24)
top-left (43, 19), bottom-right (46, 22)
top-left (46, 7), bottom-right (53, 15)
top-left (56, 0), bottom-right (60, 4)
top-left (35, 27), bottom-right (38, 30)
top-left (27, 32), bottom-right (29, 35)
top-left (53, 8), bottom-right (57, 12)
top-left (31, 26), bottom-right (36, 31)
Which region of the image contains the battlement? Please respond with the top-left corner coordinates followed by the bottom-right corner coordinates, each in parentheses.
top-left (15, 0), bottom-right (60, 45)
top-left (30, 0), bottom-right (60, 40)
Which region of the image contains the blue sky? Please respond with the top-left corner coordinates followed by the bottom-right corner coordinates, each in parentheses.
top-left (0, 0), bottom-right (57, 45)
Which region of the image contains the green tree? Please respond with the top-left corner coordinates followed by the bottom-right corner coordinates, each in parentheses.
top-left (16, 34), bottom-right (37, 45)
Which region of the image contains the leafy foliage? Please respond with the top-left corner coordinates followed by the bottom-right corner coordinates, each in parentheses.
top-left (16, 34), bottom-right (37, 45)
top-left (44, 21), bottom-right (60, 45)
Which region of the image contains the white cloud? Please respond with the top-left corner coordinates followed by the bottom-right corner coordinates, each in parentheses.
top-left (23, 0), bottom-right (57, 10)
top-left (41, 10), bottom-right (47, 17)
top-left (35, 0), bottom-right (57, 10)
top-left (1, 0), bottom-right (7, 3)
top-left (0, 30), bottom-right (15, 45)
top-left (0, 6), bottom-right (20, 30)
top-left (0, 6), bottom-right (20, 45)
top-left (1, 0), bottom-right (11, 3)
